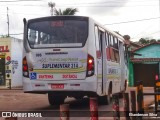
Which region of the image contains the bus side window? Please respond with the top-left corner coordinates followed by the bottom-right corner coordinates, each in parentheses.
top-left (114, 37), bottom-right (120, 63)
top-left (95, 26), bottom-right (101, 58)
top-left (113, 37), bottom-right (118, 49)
top-left (105, 32), bottom-right (108, 46)
top-left (108, 34), bottom-right (120, 63)
top-left (106, 32), bottom-right (111, 61)
top-left (108, 34), bottom-right (111, 47)
top-left (109, 35), bottom-right (115, 61)
top-left (28, 29), bottom-right (39, 47)
top-left (99, 31), bottom-right (103, 52)
top-left (110, 35), bottom-right (114, 47)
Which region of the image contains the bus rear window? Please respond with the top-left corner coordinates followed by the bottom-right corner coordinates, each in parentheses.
top-left (27, 20), bottom-right (88, 48)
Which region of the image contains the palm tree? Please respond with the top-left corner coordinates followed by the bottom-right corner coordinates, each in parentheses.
top-left (54, 8), bottom-right (78, 15)
top-left (48, 2), bottom-right (55, 16)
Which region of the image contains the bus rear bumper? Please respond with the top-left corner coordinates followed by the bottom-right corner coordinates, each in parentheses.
top-left (23, 77), bottom-right (97, 96)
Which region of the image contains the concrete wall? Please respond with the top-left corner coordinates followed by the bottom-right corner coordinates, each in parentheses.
top-left (11, 38), bottom-right (23, 87)
top-left (0, 38), bottom-right (12, 87)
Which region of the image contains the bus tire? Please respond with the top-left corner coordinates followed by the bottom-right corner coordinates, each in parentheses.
top-left (98, 96), bottom-right (107, 105)
top-left (48, 93), bottom-right (65, 105)
top-left (75, 96), bottom-right (83, 100)
top-left (98, 94), bottom-right (112, 105)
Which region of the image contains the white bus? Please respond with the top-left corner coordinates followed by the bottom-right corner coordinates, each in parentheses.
top-left (22, 16), bottom-right (127, 105)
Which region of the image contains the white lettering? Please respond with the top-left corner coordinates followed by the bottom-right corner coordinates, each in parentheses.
top-left (28, 113), bottom-right (42, 117)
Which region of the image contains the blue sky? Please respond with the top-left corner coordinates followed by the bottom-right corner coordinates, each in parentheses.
top-left (0, 0), bottom-right (160, 41)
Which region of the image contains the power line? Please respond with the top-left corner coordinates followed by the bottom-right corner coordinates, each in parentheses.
top-left (0, 33), bottom-right (23, 37)
top-left (0, 4), bottom-right (158, 8)
top-left (10, 33), bottom-right (23, 35)
top-left (0, 0), bottom-right (157, 4)
top-left (58, 5), bottom-right (158, 7)
top-left (104, 17), bottom-right (160, 25)
top-left (0, 0), bottom-right (42, 2)
top-left (0, 4), bottom-right (46, 7)
top-left (58, 0), bottom-right (158, 5)
top-left (131, 31), bottom-right (160, 39)
top-left (0, 0), bottom-right (158, 7)
top-left (0, 33), bottom-right (23, 35)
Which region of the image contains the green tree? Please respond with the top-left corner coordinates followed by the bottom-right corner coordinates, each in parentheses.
top-left (123, 35), bottom-right (130, 40)
top-left (139, 38), bottom-right (150, 45)
top-left (48, 2), bottom-right (55, 16)
top-left (0, 35), bottom-right (9, 38)
top-left (138, 38), bottom-right (158, 45)
top-left (150, 39), bottom-right (156, 43)
top-left (54, 8), bottom-right (78, 15)
top-left (123, 35), bottom-right (131, 47)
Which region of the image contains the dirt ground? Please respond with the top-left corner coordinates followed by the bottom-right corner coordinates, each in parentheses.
top-left (0, 87), bottom-right (156, 120)
top-left (0, 90), bottom-right (49, 110)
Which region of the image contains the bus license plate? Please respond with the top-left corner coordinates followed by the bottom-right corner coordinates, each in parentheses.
top-left (51, 84), bottom-right (64, 89)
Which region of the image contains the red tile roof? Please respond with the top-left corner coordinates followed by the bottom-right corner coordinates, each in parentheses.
top-left (132, 42), bottom-right (160, 52)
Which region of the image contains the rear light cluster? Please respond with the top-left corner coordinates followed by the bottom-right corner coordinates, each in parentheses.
top-left (23, 57), bottom-right (29, 77)
top-left (86, 54), bottom-right (94, 77)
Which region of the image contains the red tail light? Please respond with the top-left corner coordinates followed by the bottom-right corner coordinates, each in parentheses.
top-left (23, 65), bottom-right (28, 71)
top-left (23, 56), bottom-right (29, 77)
top-left (86, 54), bottom-right (94, 77)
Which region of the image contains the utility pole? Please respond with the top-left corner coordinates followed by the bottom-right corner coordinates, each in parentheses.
top-left (48, 2), bottom-right (55, 16)
top-left (7, 7), bottom-right (9, 37)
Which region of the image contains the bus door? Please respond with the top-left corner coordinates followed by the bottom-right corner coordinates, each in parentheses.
top-left (95, 26), bottom-right (107, 95)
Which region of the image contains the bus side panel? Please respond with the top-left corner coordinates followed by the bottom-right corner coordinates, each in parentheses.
top-left (119, 41), bottom-right (126, 92)
top-left (87, 20), bottom-right (100, 95)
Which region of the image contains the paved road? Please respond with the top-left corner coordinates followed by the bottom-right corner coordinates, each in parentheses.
top-left (0, 87), bottom-right (155, 120)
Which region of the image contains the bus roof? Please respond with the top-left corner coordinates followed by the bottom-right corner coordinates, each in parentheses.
top-left (88, 17), bottom-right (125, 42)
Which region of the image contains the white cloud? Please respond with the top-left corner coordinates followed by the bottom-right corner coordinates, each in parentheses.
top-left (0, 0), bottom-right (160, 41)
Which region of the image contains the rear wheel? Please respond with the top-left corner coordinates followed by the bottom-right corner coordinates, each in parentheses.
top-left (74, 96), bottom-right (84, 100)
top-left (98, 87), bottom-right (112, 105)
top-left (48, 93), bottom-right (65, 105)
top-left (98, 96), bottom-right (107, 105)
top-left (98, 94), bottom-right (112, 105)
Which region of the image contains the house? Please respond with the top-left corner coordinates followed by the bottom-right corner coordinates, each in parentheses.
top-left (129, 42), bottom-right (160, 86)
top-left (0, 37), bottom-right (23, 88)
top-left (123, 37), bottom-right (141, 87)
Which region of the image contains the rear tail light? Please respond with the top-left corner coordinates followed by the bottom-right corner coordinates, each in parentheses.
top-left (23, 56), bottom-right (29, 77)
top-left (86, 54), bottom-right (94, 77)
